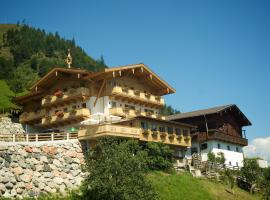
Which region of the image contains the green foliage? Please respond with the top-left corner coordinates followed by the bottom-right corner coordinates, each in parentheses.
top-left (260, 167), bottom-right (270, 200)
top-left (144, 142), bottom-right (174, 171)
top-left (0, 23), bottom-right (107, 110)
top-left (240, 158), bottom-right (262, 185)
top-left (207, 152), bottom-right (226, 165)
top-left (159, 104), bottom-right (180, 116)
top-left (0, 80), bottom-right (18, 112)
top-left (82, 137), bottom-right (157, 200)
top-left (224, 169), bottom-right (235, 193)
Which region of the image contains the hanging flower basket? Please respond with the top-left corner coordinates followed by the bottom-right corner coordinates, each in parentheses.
top-left (54, 90), bottom-right (63, 98)
top-left (56, 111), bottom-right (64, 118)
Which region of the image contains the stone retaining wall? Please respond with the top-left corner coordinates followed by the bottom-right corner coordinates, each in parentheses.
top-left (0, 140), bottom-right (86, 198)
top-left (0, 117), bottom-right (25, 135)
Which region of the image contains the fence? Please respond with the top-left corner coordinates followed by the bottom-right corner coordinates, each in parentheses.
top-left (0, 132), bottom-right (78, 142)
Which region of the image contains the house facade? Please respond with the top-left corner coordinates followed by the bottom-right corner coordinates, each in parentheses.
top-left (166, 105), bottom-right (251, 167)
top-left (16, 63), bottom-right (193, 156)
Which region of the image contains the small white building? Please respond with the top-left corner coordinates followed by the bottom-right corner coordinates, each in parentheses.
top-left (167, 104), bottom-right (251, 168)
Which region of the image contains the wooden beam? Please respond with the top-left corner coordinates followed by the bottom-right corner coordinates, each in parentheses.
top-left (94, 80), bottom-right (106, 107)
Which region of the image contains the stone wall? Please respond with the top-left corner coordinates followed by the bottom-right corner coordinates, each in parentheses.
top-left (0, 140), bottom-right (86, 199)
top-left (0, 117), bottom-right (25, 134)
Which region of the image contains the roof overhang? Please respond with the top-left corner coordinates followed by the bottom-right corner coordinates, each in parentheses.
top-left (91, 63), bottom-right (176, 96)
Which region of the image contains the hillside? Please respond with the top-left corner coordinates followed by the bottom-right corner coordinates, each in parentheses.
top-left (0, 23), bottom-right (106, 112)
top-left (148, 172), bottom-right (261, 200)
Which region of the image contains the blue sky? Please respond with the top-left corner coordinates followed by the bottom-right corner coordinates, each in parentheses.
top-left (1, 0), bottom-right (270, 141)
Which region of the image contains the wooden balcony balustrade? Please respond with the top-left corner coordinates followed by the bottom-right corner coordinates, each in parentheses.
top-left (41, 108), bottom-right (91, 127)
top-left (19, 110), bottom-right (46, 124)
top-left (141, 129), bottom-right (191, 147)
top-left (109, 107), bottom-right (164, 119)
top-left (110, 86), bottom-right (165, 108)
top-left (78, 124), bottom-right (191, 147)
top-left (195, 130), bottom-right (248, 146)
top-left (41, 87), bottom-right (90, 107)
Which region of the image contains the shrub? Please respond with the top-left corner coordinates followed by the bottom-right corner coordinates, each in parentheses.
top-left (82, 137), bottom-right (157, 200)
top-left (144, 142), bottom-right (174, 172)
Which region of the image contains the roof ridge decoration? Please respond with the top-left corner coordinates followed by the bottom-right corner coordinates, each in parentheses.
top-left (66, 49), bottom-right (72, 68)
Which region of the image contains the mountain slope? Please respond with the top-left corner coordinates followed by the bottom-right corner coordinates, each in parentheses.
top-left (0, 23), bottom-right (106, 112)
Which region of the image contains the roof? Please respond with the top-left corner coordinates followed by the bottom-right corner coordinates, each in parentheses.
top-left (92, 63), bottom-right (176, 95)
top-left (30, 67), bottom-right (92, 91)
top-left (166, 104), bottom-right (252, 126)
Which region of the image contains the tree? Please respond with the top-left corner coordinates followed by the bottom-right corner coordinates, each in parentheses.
top-left (0, 80), bottom-right (17, 113)
top-left (260, 167), bottom-right (270, 200)
top-left (159, 104), bottom-right (180, 116)
top-left (144, 142), bottom-right (174, 171)
top-left (82, 137), bottom-right (157, 200)
top-left (240, 158), bottom-right (262, 194)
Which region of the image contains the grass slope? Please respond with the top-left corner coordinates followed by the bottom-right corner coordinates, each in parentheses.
top-left (148, 172), bottom-right (261, 200)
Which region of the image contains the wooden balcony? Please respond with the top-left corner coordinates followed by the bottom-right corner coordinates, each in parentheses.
top-left (41, 108), bottom-right (90, 127)
top-left (78, 124), bottom-right (141, 140)
top-left (78, 124), bottom-right (191, 147)
top-left (19, 110), bottom-right (46, 124)
top-left (195, 130), bottom-right (248, 146)
top-left (109, 107), bottom-right (165, 120)
top-left (110, 86), bottom-right (165, 108)
top-left (41, 87), bottom-right (90, 107)
top-left (140, 130), bottom-right (191, 147)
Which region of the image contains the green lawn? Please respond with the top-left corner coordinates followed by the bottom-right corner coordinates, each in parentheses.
top-left (148, 171), bottom-right (261, 200)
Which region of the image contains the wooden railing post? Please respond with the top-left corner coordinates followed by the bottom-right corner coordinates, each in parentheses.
top-left (35, 134), bottom-right (38, 142)
top-left (26, 134), bottom-right (29, 142)
top-left (51, 133), bottom-right (54, 141)
top-left (12, 134), bottom-right (15, 142)
top-left (67, 132), bottom-right (70, 140)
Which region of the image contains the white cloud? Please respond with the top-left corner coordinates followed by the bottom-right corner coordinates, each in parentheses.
top-left (243, 136), bottom-right (270, 164)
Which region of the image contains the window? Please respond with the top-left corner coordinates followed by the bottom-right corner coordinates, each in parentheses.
top-left (183, 129), bottom-right (189, 136)
top-left (159, 126), bottom-right (165, 132)
top-left (175, 128), bottom-right (182, 135)
top-left (72, 105), bottom-right (76, 109)
top-left (236, 162), bottom-right (238, 166)
top-left (229, 161), bottom-right (232, 166)
top-left (141, 122), bottom-right (148, 130)
top-left (82, 103), bottom-right (86, 108)
top-left (151, 124), bottom-right (157, 131)
top-left (111, 101), bottom-right (116, 108)
top-left (201, 143), bottom-right (208, 150)
top-left (217, 143), bottom-right (221, 149)
top-left (64, 108), bottom-right (68, 112)
top-left (227, 145), bottom-right (230, 150)
top-left (167, 127), bottom-right (173, 134)
top-left (236, 147), bottom-right (239, 152)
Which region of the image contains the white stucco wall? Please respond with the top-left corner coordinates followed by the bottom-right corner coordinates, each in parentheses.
top-left (186, 140), bottom-right (245, 167)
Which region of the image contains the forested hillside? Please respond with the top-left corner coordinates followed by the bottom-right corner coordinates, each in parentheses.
top-left (0, 24), bottom-right (106, 112)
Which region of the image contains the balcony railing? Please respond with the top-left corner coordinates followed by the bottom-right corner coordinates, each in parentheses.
top-left (78, 124), bottom-right (141, 140)
top-left (109, 107), bottom-right (165, 120)
top-left (19, 110), bottom-right (46, 124)
top-left (141, 129), bottom-right (191, 147)
top-left (41, 108), bottom-right (91, 127)
top-left (110, 86), bottom-right (165, 107)
top-left (195, 130), bottom-right (248, 146)
top-left (41, 87), bottom-right (90, 107)
top-left (0, 132), bottom-right (78, 143)
top-left (78, 124), bottom-right (191, 147)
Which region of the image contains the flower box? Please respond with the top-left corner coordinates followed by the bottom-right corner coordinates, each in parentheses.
top-left (56, 111), bottom-right (64, 118)
top-left (54, 90), bottom-right (63, 98)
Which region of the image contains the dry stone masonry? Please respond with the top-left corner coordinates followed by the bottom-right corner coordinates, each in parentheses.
top-left (0, 117), bottom-right (25, 135)
top-left (0, 140), bottom-right (86, 198)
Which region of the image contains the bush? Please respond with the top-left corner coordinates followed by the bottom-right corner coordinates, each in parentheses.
top-left (82, 137), bottom-right (158, 200)
top-left (144, 142), bottom-right (174, 172)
